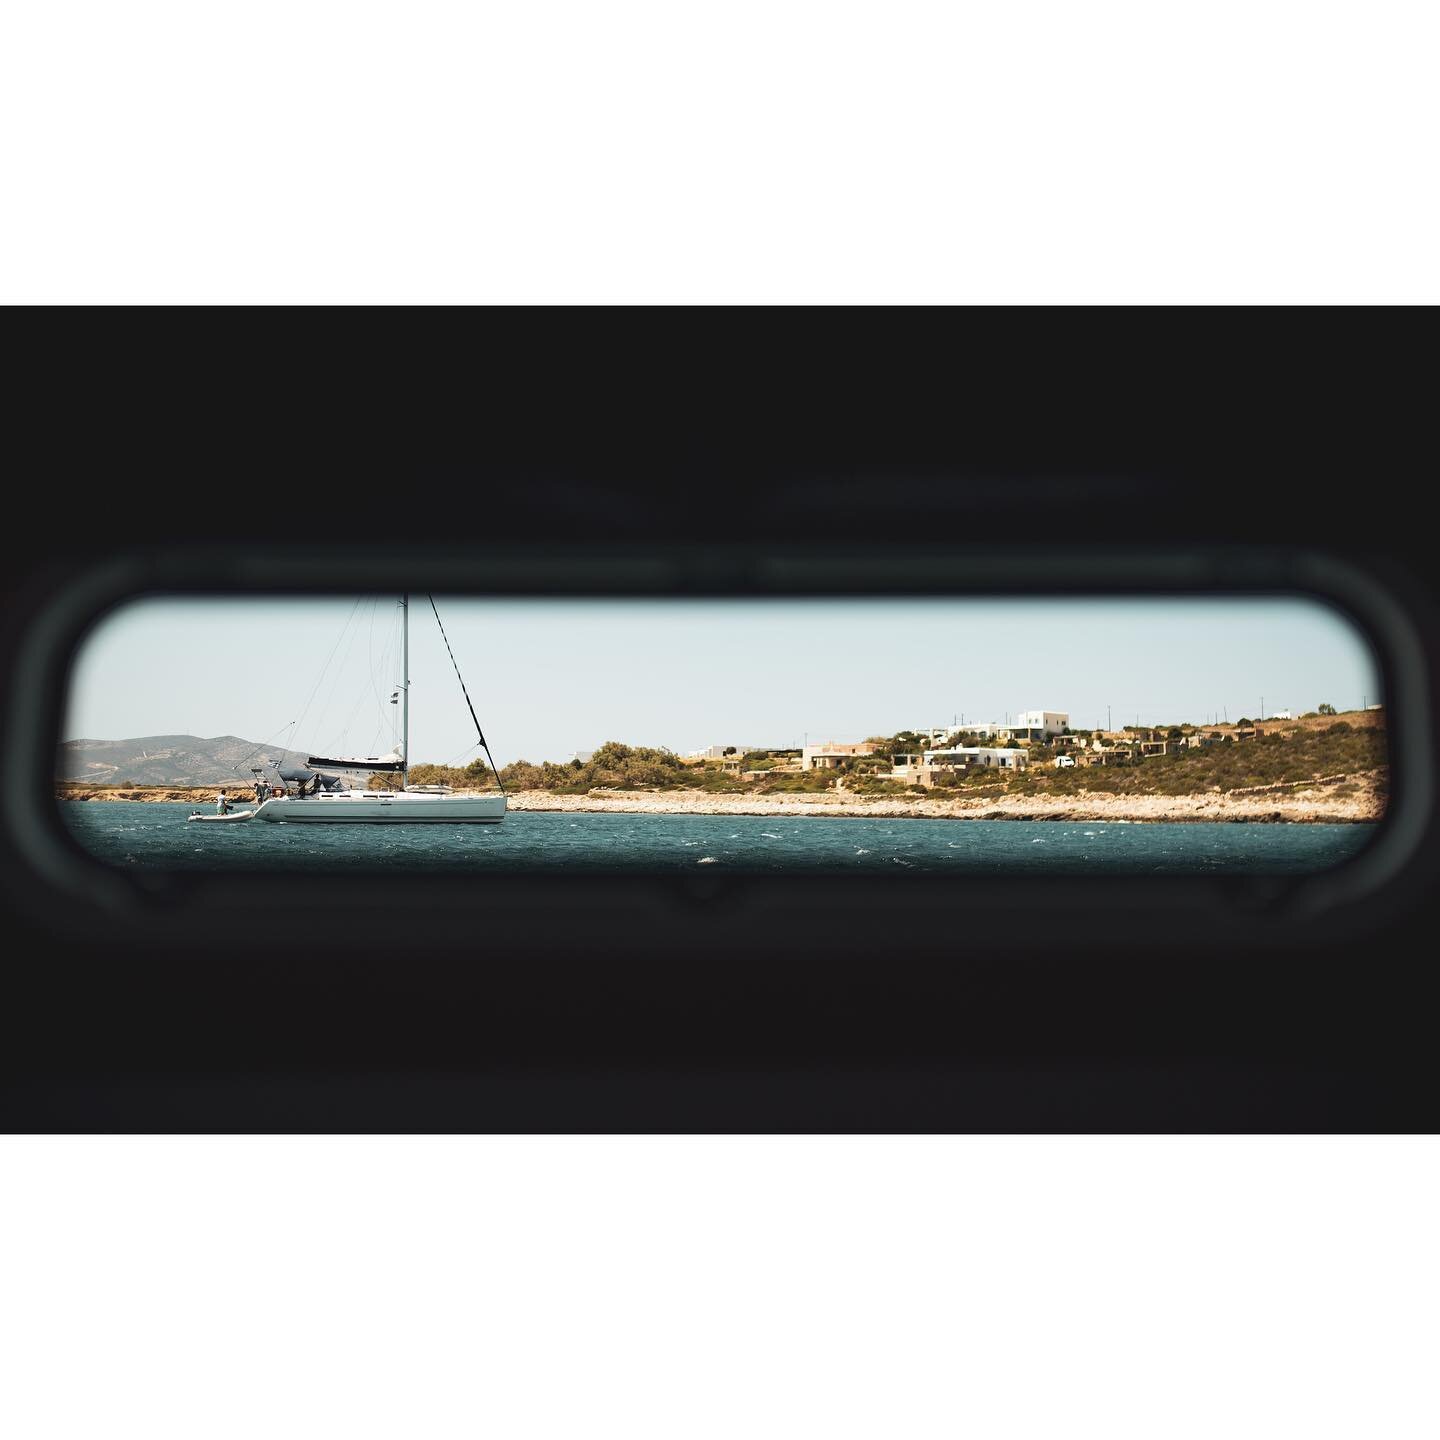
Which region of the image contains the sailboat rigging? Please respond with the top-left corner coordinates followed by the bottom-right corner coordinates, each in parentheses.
top-left (252, 595), bottom-right (507, 825)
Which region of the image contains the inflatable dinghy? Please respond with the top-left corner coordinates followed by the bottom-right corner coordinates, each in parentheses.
top-left (187, 809), bottom-right (255, 823)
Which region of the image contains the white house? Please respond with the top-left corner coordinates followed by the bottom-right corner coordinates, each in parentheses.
top-left (890, 746), bottom-right (1028, 785)
top-left (921, 746), bottom-right (1028, 771)
top-left (1268, 709), bottom-right (1293, 721)
top-left (971, 710), bottom-right (1069, 742)
top-left (1010, 709), bottom-right (1069, 739)
top-left (907, 727), bottom-right (954, 746)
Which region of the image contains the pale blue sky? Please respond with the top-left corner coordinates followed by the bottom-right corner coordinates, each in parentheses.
top-left (64, 597), bottom-right (1382, 765)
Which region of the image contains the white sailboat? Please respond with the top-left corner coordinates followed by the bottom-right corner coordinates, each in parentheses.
top-left (254, 595), bottom-right (507, 825)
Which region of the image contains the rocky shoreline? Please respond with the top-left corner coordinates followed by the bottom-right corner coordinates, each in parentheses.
top-left (504, 787), bottom-right (1381, 824)
top-left (59, 786), bottom-right (265, 804)
top-left (57, 776), bottom-right (1384, 823)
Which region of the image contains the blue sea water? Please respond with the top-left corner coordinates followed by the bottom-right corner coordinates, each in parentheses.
top-left (61, 802), bottom-right (1374, 874)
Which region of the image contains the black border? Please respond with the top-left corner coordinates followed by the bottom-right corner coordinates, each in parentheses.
top-left (4, 307), bottom-right (1437, 1129)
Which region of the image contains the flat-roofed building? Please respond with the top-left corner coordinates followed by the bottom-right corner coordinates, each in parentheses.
top-left (974, 710), bottom-right (1070, 743)
top-left (1080, 746), bottom-right (1137, 766)
top-left (922, 746), bottom-right (1028, 771)
top-left (1138, 738), bottom-right (1185, 757)
top-left (802, 741), bottom-right (879, 771)
top-left (1011, 709), bottom-right (1069, 739)
top-left (890, 747), bottom-right (1027, 787)
top-left (907, 727), bottom-right (954, 746)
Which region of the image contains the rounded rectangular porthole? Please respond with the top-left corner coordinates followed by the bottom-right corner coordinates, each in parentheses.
top-left (51, 589), bottom-right (1392, 881)
top-left (4, 542), bottom-right (1428, 956)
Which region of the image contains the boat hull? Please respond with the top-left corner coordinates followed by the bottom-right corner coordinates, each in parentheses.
top-left (254, 793), bottom-right (507, 824)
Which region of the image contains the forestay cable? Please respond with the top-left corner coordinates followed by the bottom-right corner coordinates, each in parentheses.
top-left (427, 595), bottom-right (505, 794)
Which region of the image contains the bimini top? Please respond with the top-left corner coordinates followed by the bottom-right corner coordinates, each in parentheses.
top-left (277, 765), bottom-right (347, 790)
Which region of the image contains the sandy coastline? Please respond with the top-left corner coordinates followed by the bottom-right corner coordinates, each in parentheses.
top-left (58, 783), bottom-right (1381, 823)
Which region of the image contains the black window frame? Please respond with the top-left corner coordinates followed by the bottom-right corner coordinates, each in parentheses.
top-left (7, 541), bottom-right (1425, 944)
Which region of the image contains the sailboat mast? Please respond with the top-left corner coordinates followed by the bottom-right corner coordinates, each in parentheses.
top-left (401, 593), bottom-right (410, 789)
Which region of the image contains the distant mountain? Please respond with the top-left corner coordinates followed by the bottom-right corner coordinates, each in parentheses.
top-left (57, 735), bottom-right (311, 786)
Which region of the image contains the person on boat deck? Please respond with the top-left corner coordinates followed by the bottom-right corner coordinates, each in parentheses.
top-left (216, 789), bottom-right (230, 815)
top-left (253, 780), bottom-right (266, 806)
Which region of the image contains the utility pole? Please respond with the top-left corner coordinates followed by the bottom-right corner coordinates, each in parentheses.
top-left (400, 593), bottom-right (410, 790)
top-left (1107, 705), bottom-right (1111, 733)
top-left (1261, 696), bottom-right (1265, 721)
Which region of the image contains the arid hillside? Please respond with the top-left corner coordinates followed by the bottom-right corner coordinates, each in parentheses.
top-left (57, 735), bottom-right (310, 786)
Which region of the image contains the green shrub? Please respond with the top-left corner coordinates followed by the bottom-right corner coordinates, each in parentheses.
top-left (392, 722), bottom-right (1386, 800)
top-left (850, 778), bottom-right (908, 795)
top-left (754, 772), bottom-right (836, 794)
